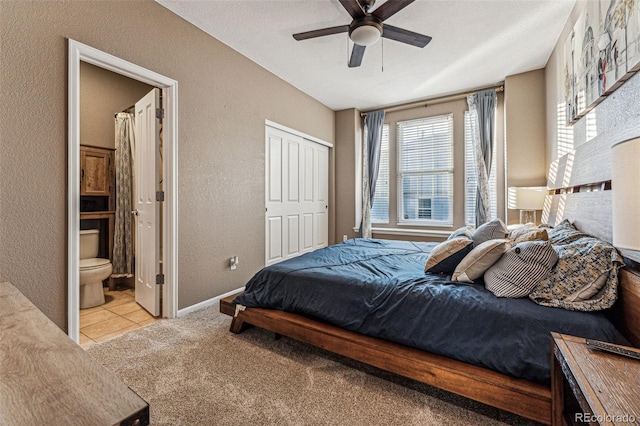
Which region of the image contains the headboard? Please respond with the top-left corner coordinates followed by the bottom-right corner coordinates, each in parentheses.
top-left (543, 124), bottom-right (640, 347)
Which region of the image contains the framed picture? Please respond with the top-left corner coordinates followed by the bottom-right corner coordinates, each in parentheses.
top-left (564, 0), bottom-right (640, 125)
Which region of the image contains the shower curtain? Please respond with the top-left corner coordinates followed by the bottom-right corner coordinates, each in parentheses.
top-left (112, 113), bottom-right (135, 278)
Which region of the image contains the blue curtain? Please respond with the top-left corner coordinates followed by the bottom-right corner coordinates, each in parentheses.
top-left (359, 109), bottom-right (386, 238)
top-left (469, 90), bottom-right (496, 227)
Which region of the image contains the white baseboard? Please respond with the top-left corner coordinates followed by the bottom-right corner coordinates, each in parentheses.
top-left (177, 286), bottom-right (245, 317)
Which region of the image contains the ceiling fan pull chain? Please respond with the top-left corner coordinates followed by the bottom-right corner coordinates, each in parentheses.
top-left (381, 37), bottom-right (384, 73)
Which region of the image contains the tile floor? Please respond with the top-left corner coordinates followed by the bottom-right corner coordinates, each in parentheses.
top-left (79, 286), bottom-right (159, 349)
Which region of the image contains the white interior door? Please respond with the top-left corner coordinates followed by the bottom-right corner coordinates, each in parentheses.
top-left (265, 126), bottom-right (329, 266)
top-left (134, 88), bottom-right (160, 316)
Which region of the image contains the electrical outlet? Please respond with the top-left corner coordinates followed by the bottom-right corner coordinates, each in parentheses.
top-left (343, 234), bottom-right (348, 242)
top-left (230, 256), bottom-right (239, 270)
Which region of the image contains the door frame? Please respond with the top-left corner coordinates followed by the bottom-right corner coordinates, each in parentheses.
top-left (67, 39), bottom-right (179, 343)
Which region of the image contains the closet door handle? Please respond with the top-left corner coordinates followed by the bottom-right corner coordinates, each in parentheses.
top-left (131, 209), bottom-right (139, 216)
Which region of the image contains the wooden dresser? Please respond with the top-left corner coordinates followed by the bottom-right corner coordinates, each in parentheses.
top-left (0, 282), bottom-right (149, 425)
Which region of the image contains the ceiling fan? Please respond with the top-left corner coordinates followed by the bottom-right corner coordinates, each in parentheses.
top-left (293, 0), bottom-right (432, 68)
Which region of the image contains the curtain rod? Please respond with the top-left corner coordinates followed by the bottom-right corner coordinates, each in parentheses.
top-left (360, 83), bottom-right (504, 117)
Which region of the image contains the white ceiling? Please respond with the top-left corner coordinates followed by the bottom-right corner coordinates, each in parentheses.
top-left (156, 0), bottom-right (576, 111)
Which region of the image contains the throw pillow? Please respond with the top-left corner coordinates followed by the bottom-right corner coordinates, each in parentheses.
top-left (529, 236), bottom-right (624, 311)
top-left (511, 228), bottom-right (548, 244)
top-left (508, 223), bottom-right (535, 239)
top-left (424, 238), bottom-right (474, 274)
top-left (451, 239), bottom-right (511, 283)
top-left (472, 219), bottom-right (509, 246)
top-left (484, 240), bottom-right (558, 298)
top-left (447, 225), bottom-right (475, 241)
top-left (547, 219), bottom-right (590, 245)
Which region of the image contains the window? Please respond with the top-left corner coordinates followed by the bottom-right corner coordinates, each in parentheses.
top-left (371, 124), bottom-right (389, 223)
top-left (464, 110), bottom-right (497, 226)
top-left (417, 198), bottom-right (432, 219)
top-left (397, 114), bottom-right (453, 225)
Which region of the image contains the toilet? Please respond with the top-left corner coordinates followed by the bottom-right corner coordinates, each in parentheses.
top-left (79, 229), bottom-right (113, 309)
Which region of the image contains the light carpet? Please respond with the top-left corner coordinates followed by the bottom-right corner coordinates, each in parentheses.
top-left (86, 306), bottom-right (542, 425)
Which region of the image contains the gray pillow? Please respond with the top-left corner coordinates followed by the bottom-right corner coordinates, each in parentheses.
top-left (447, 225), bottom-right (475, 241)
top-left (472, 219), bottom-right (509, 246)
top-left (484, 240), bottom-right (558, 298)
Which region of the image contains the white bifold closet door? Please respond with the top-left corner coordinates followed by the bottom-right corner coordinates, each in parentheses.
top-left (265, 126), bottom-right (329, 266)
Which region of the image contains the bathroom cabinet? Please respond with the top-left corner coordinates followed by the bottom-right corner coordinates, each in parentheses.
top-left (80, 145), bottom-right (116, 289)
top-left (80, 145), bottom-right (115, 210)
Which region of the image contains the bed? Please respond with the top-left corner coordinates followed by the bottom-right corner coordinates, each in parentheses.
top-left (220, 136), bottom-right (640, 425)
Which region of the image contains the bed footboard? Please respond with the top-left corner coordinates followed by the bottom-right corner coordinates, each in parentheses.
top-left (220, 294), bottom-right (551, 425)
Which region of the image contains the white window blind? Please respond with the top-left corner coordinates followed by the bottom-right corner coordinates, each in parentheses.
top-left (397, 114), bottom-right (453, 225)
top-left (371, 124), bottom-right (389, 223)
top-left (464, 110), bottom-right (497, 226)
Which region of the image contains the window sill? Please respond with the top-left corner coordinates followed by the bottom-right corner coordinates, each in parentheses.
top-left (352, 226), bottom-right (451, 238)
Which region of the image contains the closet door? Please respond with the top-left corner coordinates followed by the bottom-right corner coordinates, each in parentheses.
top-left (265, 126), bottom-right (329, 266)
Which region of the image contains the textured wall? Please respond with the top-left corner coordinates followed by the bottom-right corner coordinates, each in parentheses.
top-left (81, 62), bottom-right (154, 149)
top-left (0, 0), bottom-right (334, 328)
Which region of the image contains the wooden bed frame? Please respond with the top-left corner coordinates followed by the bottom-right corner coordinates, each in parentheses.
top-left (220, 134), bottom-right (640, 424)
top-left (220, 268), bottom-right (639, 425)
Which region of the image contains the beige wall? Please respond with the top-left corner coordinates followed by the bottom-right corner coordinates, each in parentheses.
top-left (81, 62), bottom-right (154, 149)
top-left (0, 0), bottom-right (334, 328)
top-left (334, 109), bottom-right (362, 242)
top-left (504, 69), bottom-right (547, 224)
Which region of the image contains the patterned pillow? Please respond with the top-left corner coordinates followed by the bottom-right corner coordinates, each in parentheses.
top-left (529, 236), bottom-right (624, 311)
top-left (452, 239), bottom-right (511, 283)
top-left (484, 240), bottom-right (558, 298)
top-left (472, 219), bottom-right (509, 246)
top-left (547, 219), bottom-right (590, 245)
top-left (425, 238), bottom-right (474, 274)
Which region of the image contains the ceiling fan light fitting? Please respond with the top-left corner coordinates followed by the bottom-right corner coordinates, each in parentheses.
top-left (350, 24), bottom-right (381, 46)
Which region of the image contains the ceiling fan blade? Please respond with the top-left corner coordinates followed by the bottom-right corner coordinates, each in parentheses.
top-left (339, 0), bottom-right (365, 19)
top-left (382, 25), bottom-right (432, 48)
top-left (372, 0), bottom-right (415, 21)
top-left (349, 44), bottom-right (366, 68)
top-left (293, 25), bottom-right (350, 41)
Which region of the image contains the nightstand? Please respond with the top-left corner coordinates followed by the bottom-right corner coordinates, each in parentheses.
top-left (551, 333), bottom-right (640, 425)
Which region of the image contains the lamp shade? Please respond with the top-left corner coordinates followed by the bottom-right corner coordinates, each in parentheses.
top-left (507, 186), bottom-right (547, 210)
top-left (612, 137), bottom-right (640, 251)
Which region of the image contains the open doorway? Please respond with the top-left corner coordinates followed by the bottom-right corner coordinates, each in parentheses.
top-left (78, 63), bottom-right (162, 346)
top-left (68, 40), bottom-right (178, 344)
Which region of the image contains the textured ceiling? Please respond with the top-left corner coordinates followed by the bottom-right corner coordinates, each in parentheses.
top-left (157, 0), bottom-right (576, 111)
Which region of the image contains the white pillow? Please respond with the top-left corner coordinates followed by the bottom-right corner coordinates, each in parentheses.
top-left (452, 239), bottom-right (511, 283)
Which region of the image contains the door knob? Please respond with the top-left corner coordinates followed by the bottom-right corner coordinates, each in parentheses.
top-left (131, 209), bottom-right (139, 216)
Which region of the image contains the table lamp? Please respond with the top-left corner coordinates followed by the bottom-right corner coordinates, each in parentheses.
top-left (508, 186), bottom-right (547, 224)
top-left (612, 137), bottom-right (640, 251)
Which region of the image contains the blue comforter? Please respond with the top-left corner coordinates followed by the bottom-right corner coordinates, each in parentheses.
top-left (234, 238), bottom-right (617, 384)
